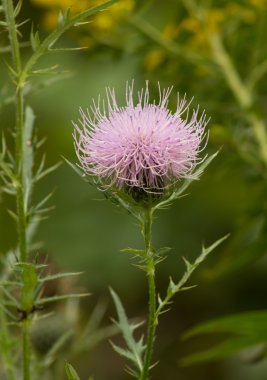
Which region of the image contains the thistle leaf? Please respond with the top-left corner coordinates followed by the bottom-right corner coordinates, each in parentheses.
top-left (31, 65), bottom-right (60, 75)
top-left (121, 248), bottom-right (146, 257)
top-left (154, 152), bottom-right (219, 211)
top-left (157, 234), bottom-right (229, 315)
top-left (16, 263), bottom-right (38, 312)
top-left (65, 363), bottom-right (81, 380)
top-left (36, 293), bottom-right (90, 306)
top-left (181, 310), bottom-right (267, 366)
top-left (39, 272), bottom-right (83, 283)
top-left (23, 106), bottom-right (35, 205)
top-left (110, 288), bottom-right (145, 375)
top-left (64, 157), bottom-right (87, 179)
top-left (14, 0), bottom-right (23, 17)
top-left (34, 161), bottom-right (62, 182)
top-left (30, 27), bottom-right (41, 52)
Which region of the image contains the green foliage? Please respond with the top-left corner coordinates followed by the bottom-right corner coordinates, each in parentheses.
top-left (154, 152), bottom-right (219, 211)
top-left (203, 216), bottom-right (267, 279)
top-left (181, 310), bottom-right (267, 366)
top-left (0, 257), bottom-right (88, 320)
top-left (110, 288), bottom-right (145, 377)
top-left (22, 0), bottom-right (119, 86)
top-left (65, 363), bottom-right (81, 380)
top-left (157, 235), bottom-right (229, 317)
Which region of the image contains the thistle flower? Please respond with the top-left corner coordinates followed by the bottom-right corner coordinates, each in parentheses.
top-left (73, 82), bottom-right (208, 195)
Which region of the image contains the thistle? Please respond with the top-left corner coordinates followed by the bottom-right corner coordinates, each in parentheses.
top-left (73, 82), bottom-right (207, 196)
top-left (73, 82), bottom-right (227, 380)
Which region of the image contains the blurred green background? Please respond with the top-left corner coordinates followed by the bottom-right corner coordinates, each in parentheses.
top-left (1, 0), bottom-right (267, 379)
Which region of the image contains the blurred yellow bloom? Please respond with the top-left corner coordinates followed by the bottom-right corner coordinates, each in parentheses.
top-left (180, 3), bottom-right (257, 50)
top-left (248, 0), bottom-right (267, 7)
top-left (163, 24), bottom-right (180, 39)
top-left (144, 49), bottom-right (166, 72)
top-left (31, 0), bottom-right (133, 37)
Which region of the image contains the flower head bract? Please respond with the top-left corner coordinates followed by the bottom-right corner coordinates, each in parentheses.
top-left (73, 82), bottom-right (208, 194)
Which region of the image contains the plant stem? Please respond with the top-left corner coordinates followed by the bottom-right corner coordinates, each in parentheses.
top-left (3, 1), bottom-right (31, 379)
top-left (2, 0), bottom-right (27, 262)
top-left (22, 319), bottom-right (31, 380)
top-left (208, 33), bottom-right (267, 167)
top-left (0, 307), bottom-right (16, 380)
top-left (139, 207), bottom-right (157, 380)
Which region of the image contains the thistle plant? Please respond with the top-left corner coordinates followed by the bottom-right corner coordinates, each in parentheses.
top-left (0, 0), bottom-right (118, 379)
top-left (73, 82), bottom-right (228, 379)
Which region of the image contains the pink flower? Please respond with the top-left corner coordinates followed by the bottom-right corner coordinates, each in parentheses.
top-left (73, 82), bottom-right (208, 193)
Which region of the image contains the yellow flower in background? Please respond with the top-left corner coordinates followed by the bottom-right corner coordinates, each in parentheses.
top-left (31, 0), bottom-right (134, 44)
top-left (180, 2), bottom-right (257, 50)
top-left (143, 24), bottom-right (179, 72)
top-left (248, 0), bottom-right (267, 7)
top-left (144, 49), bottom-right (166, 72)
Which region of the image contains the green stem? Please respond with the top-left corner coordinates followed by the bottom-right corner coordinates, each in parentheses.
top-left (3, 1), bottom-right (31, 379)
top-left (129, 15), bottom-right (201, 64)
top-left (139, 208), bottom-right (157, 380)
top-left (2, 0), bottom-right (27, 262)
top-left (22, 319), bottom-right (31, 380)
top-left (209, 33), bottom-right (267, 166)
top-left (0, 307), bottom-right (16, 380)
top-left (16, 87), bottom-right (27, 262)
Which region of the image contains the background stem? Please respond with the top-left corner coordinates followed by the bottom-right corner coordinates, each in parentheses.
top-left (22, 319), bottom-right (31, 380)
top-left (2, 0), bottom-right (27, 262)
top-left (0, 308), bottom-right (16, 380)
top-left (2, 1), bottom-right (31, 379)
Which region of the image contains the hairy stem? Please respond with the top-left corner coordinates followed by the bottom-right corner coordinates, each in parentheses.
top-left (3, 1), bottom-right (31, 379)
top-left (0, 308), bottom-right (16, 380)
top-left (22, 319), bottom-right (31, 380)
top-left (139, 208), bottom-right (157, 380)
top-left (2, 0), bottom-right (27, 262)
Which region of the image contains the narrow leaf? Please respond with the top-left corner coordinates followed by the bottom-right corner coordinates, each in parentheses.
top-left (121, 248), bottom-right (146, 257)
top-left (65, 363), bottom-right (81, 380)
top-left (110, 288), bottom-right (144, 373)
top-left (154, 152), bottom-right (219, 211)
top-left (181, 310), bottom-right (267, 365)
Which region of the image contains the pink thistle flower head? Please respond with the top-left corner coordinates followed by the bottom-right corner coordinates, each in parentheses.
top-left (73, 82), bottom-right (208, 197)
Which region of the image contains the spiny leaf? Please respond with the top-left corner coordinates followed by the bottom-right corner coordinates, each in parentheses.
top-left (36, 292), bottom-right (90, 305)
top-left (48, 46), bottom-right (88, 52)
top-left (154, 152), bottom-right (219, 211)
top-left (64, 157), bottom-right (87, 179)
top-left (110, 288), bottom-right (144, 374)
top-left (65, 363), bottom-right (81, 380)
top-left (34, 161), bottom-right (62, 182)
top-left (105, 189), bottom-right (143, 221)
top-left (111, 342), bottom-right (137, 362)
top-left (31, 65), bottom-right (60, 75)
top-left (14, 0), bottom-right (23, 17)
top-left (157, 235), bottom-right (229, 315)
top-left (30, 28), bottom-right (41, 52)
top-left (155, 247), bottom-right (172, 256)
top-left (121, 248), bottom-right (146, 257)
top-left (7, 209), bottom-right (18, 222)
top-left (39, 272), bottom-right (83, 283)
top-left (30, 190), bottom-right (54, 213)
